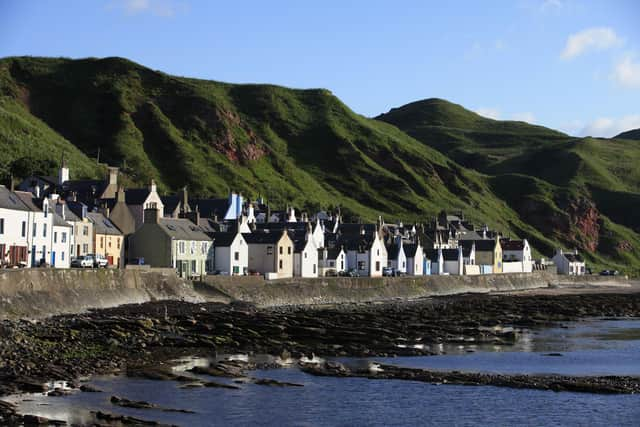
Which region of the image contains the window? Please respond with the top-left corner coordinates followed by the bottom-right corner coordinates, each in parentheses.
top-left (376, 261), bottom-right (380, 272)
top-left (179, 241), bottom-right (185, 254)
top-left (304, 252), bottom-right (307, 259)
top-left (108, 240), bottom-right (112, 248)
top-left (54, 232), bottom-right (57, 243)
top-left (21, 221), bottom-right (26, 237)
top-left (117, 239), bottom-right (120, 249)
top-left (83, 226), bottom-right (88, 236)
top-left (329, 261), bottom-right (335, 267)
top-left (100, 237), bottom-right (104, 249)
top-left (0, 218), bottom-right (4, 234)
top-left (201, 242), bottom-right (207, 254)
top-left (83, 244), bottom-right (88, 253)
top-left (233, 266), bottom-right (239, 274)
top-left (33, 223), bottom-right (36, 237)
top-left (44, 208), bottom-right (48, 218)
top-left (267, 246), bottom-right (273, 255)
top-left (358, 261), bottom-right (365, 271)
top-left (313, 264), bottom-right (316, 274)
top-left (402, 261), bottom-right (406, 269)
top-left (191, 260), bottom-right (196, 273)
top-left (279, 246), bottom-right (283, 255)
top-left (234, 251), bottom-right (239, 261)
top-left (279, 259), bottom-right (283, 269)
top-left (377, 249), bottom-right (379, 256)
top-left (288, 246), bottom-right (291, 255)
top-left (43, 224), bottom-right (47, 238)
top-left (191, 241), bottom-right (195, 255)
top-left (340, 260), bottom-right (344, 270)
top-left (61, 252), bottom-right (65, 261)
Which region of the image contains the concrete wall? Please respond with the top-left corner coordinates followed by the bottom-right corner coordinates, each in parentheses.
top-left (0, 268), bottom-right (204, 319)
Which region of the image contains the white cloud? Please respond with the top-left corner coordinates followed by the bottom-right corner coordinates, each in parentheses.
top-left (611, 53), bottom-right (640, 88)
top-left (511, 112), bottom-right (536, 123)
top-left (475, 108), bottom-right (501, 120)
top-left (561, 27), bottom-right (622, 60)
top-left (109, 0), bottom-right (184, 17)
top-left (580, 115), bottom-right (640, 137)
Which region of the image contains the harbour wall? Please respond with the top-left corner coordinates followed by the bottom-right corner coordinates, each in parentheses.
top-left (0, 268), bottom-right (631, 319)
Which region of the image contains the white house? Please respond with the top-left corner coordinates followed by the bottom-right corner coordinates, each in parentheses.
top-left (212, 231), bottom-right (248, 275)
top-left (502, 239), bottom-right (533, 273)
top-left (125, 180), bottom-right (165, 230)
top-left (552, 248), bottom-right (586, 275)
top-left (0, 185), bottom-right (30, 268)
top-left (387, 238), bottom-right (407, 273)
top-left (404, 242), bottom-right (424, 276)
top-left (15, 192), bottom-right (52, 267)
top-left (344, 230), bottom-right (387, 277)
top-left (442, 247), bottom-right (464, 276)
top-left (51, 213), bottom-right (72, 268)
top-left (311, 219), bottom-right (325, 249)
top-left (293, 233), bottom-right (318, 278)
top-left (318, 247), bottom-right (347, 276)
top-left (426, 248), bottom-right (444, 275)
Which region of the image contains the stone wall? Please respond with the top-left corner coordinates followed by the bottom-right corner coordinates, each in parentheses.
top-left (198, 271), bottom-right (561, 307)
top-left (0, 268), bottom-right (205, 319)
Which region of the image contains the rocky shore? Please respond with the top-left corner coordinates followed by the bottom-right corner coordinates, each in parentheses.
top-left (2, 291), bottom-right (640, 424)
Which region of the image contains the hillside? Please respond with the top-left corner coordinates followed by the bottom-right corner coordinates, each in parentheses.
top-left (615, 128), bottom-right (640, 140)
top-left (1, 57), bottom-right (639, 273)
top-left (377, 99), bottom-right (640, 273)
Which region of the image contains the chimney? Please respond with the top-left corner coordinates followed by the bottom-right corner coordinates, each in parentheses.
top-left (116, 186), bottom-right (126, 203)
top-left (144, 206), bottom-right (160, 224)
top-left (149, 179), bottom-right (157, 194)
top-left (107, 167), bottom-right (119, 186)
top-left (179, 186), bottom-right (189, 213)
top-left (58, 156), bottom-right (69, 186)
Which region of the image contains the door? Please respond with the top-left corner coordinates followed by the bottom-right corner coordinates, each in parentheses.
top-left (31, 246), bottom-right (36, 266)
top-left (51, 251), bottom-right (56, 267)
top-left (77, 244), bottom-right (81, 256)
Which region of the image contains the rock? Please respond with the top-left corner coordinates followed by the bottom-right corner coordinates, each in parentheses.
top-left (253, 378), bottom-right (304, 387)
top-left (79, 384), bottom-right (102, 392)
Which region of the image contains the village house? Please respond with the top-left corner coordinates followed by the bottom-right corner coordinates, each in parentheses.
top-left (552, 248), bottom-right (586, 275)
top-left (501, 239), bottom-right (533, 273)
top-left (15, 192), bottom-right (52, 267)
top-left (292, 230), bottom-right (318, 278)
top-left (212, 231), bottom-right (248, 275)
top-left (50, 212), bottom-right (72, 268)
top-left (460, 238), bottom-right (502, 274)
top-left (87, 212), bottom-right (124, 267)
top-left (124, 180), bottom-right (164, 230)
top-left (190, 192), bottom-right (243, 221)
top-left (404, 241), bottom-right (424, 276)
top-left (318, 246), bottom-right (347, 276)
top-left (243, 230), bottom-right (294, 279)
top-left (343, 229), bottom-right (387, 277)
top-left (425, 248), bottom-right (444, 275)
top-left (64, 201), bottom-right (94, 258)
top-left (0, 185), bottom-right (30, 268)
top-left (442, 247), bottom-right (464, 275)
top-left (386, 238), bottom-right (407, 274)
top-left (128, 208), bottom-right (212, 277)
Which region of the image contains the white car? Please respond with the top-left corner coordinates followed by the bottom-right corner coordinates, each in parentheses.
top-left (71, 256), bottom-right (94, 268)
top-left (87, 253), bottom-right (109, 268)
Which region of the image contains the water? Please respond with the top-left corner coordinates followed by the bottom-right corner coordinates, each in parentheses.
top-left (4, 319), bottom-right (640, 426)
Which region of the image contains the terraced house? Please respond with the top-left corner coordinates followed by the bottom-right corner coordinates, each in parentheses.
top-left (128, 208), bottom-right (212, 278)
top-left (87, 212), bottom-right (124, 267)
top-left (0, 185), bottom-right (30, 268)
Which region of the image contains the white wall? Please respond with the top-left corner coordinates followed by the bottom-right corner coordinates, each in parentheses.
top-left (0, 207), bottom-right (30, 266)
top-left (502, 261), bottom-right (524, 273)
top-left (299, 240), bottom-right (318, 278)
top-left (51, 224), bottom-right (72, 268)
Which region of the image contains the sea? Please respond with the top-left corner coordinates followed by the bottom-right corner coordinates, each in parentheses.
top-left (4, 318), bottom-right (640, 426)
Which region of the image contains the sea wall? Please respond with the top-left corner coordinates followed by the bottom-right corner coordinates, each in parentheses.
top-left (198, 271), bottom-right (561, 307)
top-left (0, 268), bottom-right (205, 320)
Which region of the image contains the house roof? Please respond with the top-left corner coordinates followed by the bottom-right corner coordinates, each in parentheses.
top-left (326, 248), bottom-right (344, 259)
top-left (157, 218), bottom-right (210, 241)
top-left (460, 239), bottom-right (496, 252)
top-left (190, 198), bottom-right (230, 219)
top-left (0, 186), bottom-right (31, 211)
top-left (501, 240), bottom-right (525, 251)
top-left (424, 249), bottom-right (439, 261)
top-left (442, 248), bottom-right (460, 261)
top-left (386, 243), bottom-right (401, 260)
top-left (563, 252), bottom-right (584, 263)
top-left (13, 191), bottom-right (42, 212)
top-left (52, 213), bottom-right (71, 228)
top-left (198, 218), bottom-right (221, 234)
top-left (65, 200), bottom-right (88, 219)
top-left (125, 188), bottom-right (151, 205)
top-left (56, 204), bottom-right (80, 222)
top-left (242, 231), bottom-right (284, 244)
top-left (212, 232), bottom-right (238, 247)
top-left (87, 212), bottom-right (122, 236)
top-left (404, 243), bottom-right (419, 258)
top-left (161, 195), bottom-right (181, 216)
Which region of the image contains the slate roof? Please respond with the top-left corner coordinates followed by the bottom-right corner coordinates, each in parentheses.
top-left (155, 218), bottom-right (209, 241)
top-left (212, 232), bottom-right (238, 247)
top-left (326, 248), bottom-right (344, 259)
top-left (52, 213), bottom-right (71, 228)
top-left (501, 240), bottom-right (525, 251)
top-left (0, 186), bottom-right (31, 211)
top-left (339, 223), bottom-right (378, 235)
top-left (191, 198), bottom-right (230, 219)
top-left (563, 253), bottom-right (584, 263)
top-left (161, 196), bottom-right (181, 216)
top-left (125, 188), bottom-right (151, 205)
top-left (442, 249), bottom-right (461, 261)
top-left (87, 212), bottom-right (122, 236)
top-left (460, 239), bottom-right (496, 252)
top-left (424, 249), bottom-right (439, 261)
top-left (13, 191), bottom-right (42, 212)
top-left (65, 201), bottom-right (88, 219)
top-left (387, 243), bottom-right (401, 260)
top-left (404, 243), bottom-right (419, 258)
top-left (242, 231), bottom-right (285, 244)
top-left (198, 218), bottom-right (221, 234)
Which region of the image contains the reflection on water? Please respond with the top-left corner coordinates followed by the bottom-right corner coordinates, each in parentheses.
top-left (3, 319), bottom-right (640, 426)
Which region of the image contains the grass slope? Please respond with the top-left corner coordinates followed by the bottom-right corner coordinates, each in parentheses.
top-left (615, 128), bottom-right (640, 140)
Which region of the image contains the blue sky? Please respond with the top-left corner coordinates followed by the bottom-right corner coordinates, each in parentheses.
top-left (1, 0), bottom-right (639, 137)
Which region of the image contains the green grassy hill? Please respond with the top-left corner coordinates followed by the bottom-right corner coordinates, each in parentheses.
top-left (1, 56), bottom-right (639, 274)
top-left (378, 99), bottom-right (640, 274)
top-left (615, 128), bottom-right (640, 140)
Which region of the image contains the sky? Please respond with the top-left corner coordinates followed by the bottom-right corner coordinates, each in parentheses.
top-left (1, 0), bottom-right (639, 137)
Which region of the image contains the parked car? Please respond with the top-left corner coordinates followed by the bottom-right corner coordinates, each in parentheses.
top-left (324, 269), bottom-right (338, 277)
top-left (382, 267), bottom-right (394, 277)
top-left (340, 269), bottom-right (360, 277)
top-left (71, 256), bottom-right (94, 268)
top-left (599, 270), bottom-right (619, 276)
top-left (87, 253), bottom-right (108, 268)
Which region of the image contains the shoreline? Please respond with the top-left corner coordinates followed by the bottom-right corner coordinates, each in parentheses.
top-left (2, 286), bottom-right (640, 424)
